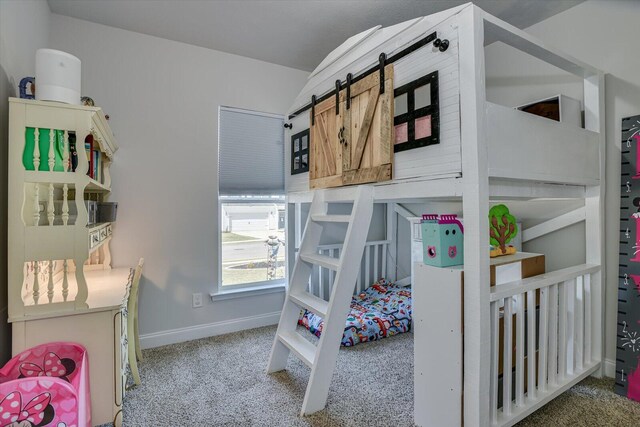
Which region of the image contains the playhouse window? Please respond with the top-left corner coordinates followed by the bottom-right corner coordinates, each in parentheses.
top-left (393, 70), bottom-right (439, 152)
top-left (291, 129), bottom-right (310, 174)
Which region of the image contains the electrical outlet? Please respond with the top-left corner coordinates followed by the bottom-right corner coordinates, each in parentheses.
top-left (192, 293), bottom-right (203, 308)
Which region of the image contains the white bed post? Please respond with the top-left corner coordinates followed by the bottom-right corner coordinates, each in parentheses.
top-left (584, 71), bottom-right (606, 376)
top-left (387, 203), bottom-right (398, 282)
top-left (459, 5), bottom-right (490, 426)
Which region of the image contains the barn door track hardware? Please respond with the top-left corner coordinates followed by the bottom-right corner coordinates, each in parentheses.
top-left (346, 73), bottom-right (352, 110)
top-left (379, 53), bottom-right (387, 94)
top-left (335, 80), bottom-right (341, 115)
top-left (433, 38), bottom-right (449, 52)
top-left (291, 31), bottom-right (437, 120)
top-left (311, 95), bottom-right (317, 125)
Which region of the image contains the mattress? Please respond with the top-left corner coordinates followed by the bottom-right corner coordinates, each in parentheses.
top-left (298, 279), bottom-right (412, 346)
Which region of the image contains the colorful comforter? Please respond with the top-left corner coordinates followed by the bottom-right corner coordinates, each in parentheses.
top-left (298, 279), bottom-right (412, 347)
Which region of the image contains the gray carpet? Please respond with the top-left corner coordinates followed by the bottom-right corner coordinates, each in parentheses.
top-left (116, 325), bottom-right (640, 426)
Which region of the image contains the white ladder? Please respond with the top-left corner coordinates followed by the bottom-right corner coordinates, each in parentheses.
top-left (266, 185), bottom-right (374, 415)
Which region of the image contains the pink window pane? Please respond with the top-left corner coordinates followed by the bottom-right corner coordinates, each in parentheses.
top-left (415, 115), bottom-right (432, 139)
top-left (395, 123), bottom-right (408, 144)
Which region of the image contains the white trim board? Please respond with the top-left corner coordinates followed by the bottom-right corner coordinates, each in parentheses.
top-left (139, 311), bottom-right (281, 349)
top-left (604, 358), bottom-right (616, 379)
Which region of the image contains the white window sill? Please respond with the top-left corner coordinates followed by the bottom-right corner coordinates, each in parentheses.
top-left (210, 282), bottom-right (286, 301)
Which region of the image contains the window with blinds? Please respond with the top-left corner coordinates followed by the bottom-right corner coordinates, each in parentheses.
top-left (217, 107), bottom-right (286, 289)
top-left (218, 107), bottom-right (285, 196)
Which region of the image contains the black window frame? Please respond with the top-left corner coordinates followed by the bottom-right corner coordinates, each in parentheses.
top-left (291, 128), bottom-right (310, 175)
top-left (393, 70), bottom-right (440, 153)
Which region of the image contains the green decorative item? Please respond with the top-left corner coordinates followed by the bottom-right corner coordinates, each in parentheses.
top-left (489, 204), bottom-right (518, 257)
top-left (23, 127), bottom-right (66, 171)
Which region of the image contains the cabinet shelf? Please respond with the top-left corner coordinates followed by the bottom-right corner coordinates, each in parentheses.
top-left (86, 178), bottom-right (110, 192)
top-left (24, 170), bottom-right (76, 184)
top-left (23, 171), bottom-right (110, 192)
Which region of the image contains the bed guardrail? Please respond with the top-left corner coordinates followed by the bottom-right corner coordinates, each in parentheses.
top-left (489, 263), bottom-right (601, 426)
top-left (305, 240), bottom-right (390, 301)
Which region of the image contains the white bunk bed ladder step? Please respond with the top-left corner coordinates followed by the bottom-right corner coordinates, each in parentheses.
top-left (266, 185), bottom-right (374, 416)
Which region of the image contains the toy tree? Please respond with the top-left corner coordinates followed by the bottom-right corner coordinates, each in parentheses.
top-left (489, 204), bottom-right (518, 255)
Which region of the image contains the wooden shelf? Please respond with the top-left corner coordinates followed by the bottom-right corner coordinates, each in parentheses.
top-left (88, 222), bottom-right (111, 232)
top-left (86, 178), bottom-right (110, 192)
top-left (23, 171), bottom-right (111, 193)
top-left (24, 170), bottom-right (76, 184)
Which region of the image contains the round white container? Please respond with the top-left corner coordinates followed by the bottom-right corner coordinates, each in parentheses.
top-left (35, 49), bottom-right (81, 105)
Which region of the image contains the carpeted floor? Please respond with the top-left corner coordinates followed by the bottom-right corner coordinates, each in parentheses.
top-left (117, 325), bottom-right (640, 426)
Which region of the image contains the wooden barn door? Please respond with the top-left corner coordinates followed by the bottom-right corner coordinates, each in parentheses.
top-left (309, 94), bottom-right (344, 189)
top-left (310, 64), bottom-right (394, 189)
top-left (342, 64), bottom-right (394, 186)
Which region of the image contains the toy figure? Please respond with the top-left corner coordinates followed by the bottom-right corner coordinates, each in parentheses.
top-left (489, 204), bottom-right (518, 257)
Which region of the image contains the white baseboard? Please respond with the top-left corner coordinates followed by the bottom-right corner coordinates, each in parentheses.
top-left (139, 311), bottom-right (281, 349)
top-left (604, 357), bottom-right (616, 378)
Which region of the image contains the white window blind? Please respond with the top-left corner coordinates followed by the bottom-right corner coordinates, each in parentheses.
top-left (218, 107), bottom-right (284, 195)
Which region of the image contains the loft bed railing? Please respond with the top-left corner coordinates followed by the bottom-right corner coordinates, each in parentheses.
top-left (489, 264), bottom-right (601, 426)
top-left (299, 240), bottom-right (391, 301)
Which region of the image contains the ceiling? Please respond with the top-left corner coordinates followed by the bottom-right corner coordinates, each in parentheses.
top-left (48, 0), bottom-right (584, 72)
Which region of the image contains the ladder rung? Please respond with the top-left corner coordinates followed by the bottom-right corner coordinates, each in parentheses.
top-left (290, 292), bottom-right (328, 318)
top-left (278, 331), bottom-right (316, 367)
top-left (311, 214), bottom-right (351, 223)
top-left (299, 253), bottom-right (339, 270)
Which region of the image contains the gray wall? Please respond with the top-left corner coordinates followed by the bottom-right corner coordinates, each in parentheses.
top-left (49, 14), bottom-right (309, 346)
top-left (483, 0), bottom-right (640, 375)
top-left (0, 0), bottom-right (51, 363)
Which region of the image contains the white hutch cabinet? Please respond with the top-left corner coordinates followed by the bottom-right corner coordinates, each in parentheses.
top-left (7, 98), bottom-right (132, 426)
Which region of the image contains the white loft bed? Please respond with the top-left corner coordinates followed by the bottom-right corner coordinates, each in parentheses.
top-left (272, 4), bottom-right (605, 427)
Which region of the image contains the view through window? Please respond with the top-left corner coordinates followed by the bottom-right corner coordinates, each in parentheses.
top-left (220, 196), bottom-right (285, 286)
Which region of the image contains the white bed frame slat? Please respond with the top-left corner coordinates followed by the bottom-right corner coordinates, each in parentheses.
top-left (490, 301), bottom-right (499, 423)
top-left (515, 293), bottom-right (525, 407)
top-left (548, 284), bottom-right (559, 387)
top-left (526, 290), bottom-right (536, 402)
top-left (309, 241), bottom-right (391, 300)
top-left (503, 297), bottom-right (513, 416)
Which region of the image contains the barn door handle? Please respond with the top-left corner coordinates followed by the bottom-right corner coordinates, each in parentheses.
top-left (338, 127), bottom-right (347, 146)
top-left (311, 95), bottom-right (316, 125)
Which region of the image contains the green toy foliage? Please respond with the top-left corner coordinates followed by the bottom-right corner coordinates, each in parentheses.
top-left (489, 204), bottom-right (518, 253)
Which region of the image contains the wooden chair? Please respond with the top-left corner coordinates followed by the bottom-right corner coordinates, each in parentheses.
top-left (128, 258), bottom-right (144, 387)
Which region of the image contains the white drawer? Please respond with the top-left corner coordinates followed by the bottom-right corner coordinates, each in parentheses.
top-left (89, 231), bottom-right (100, 248)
